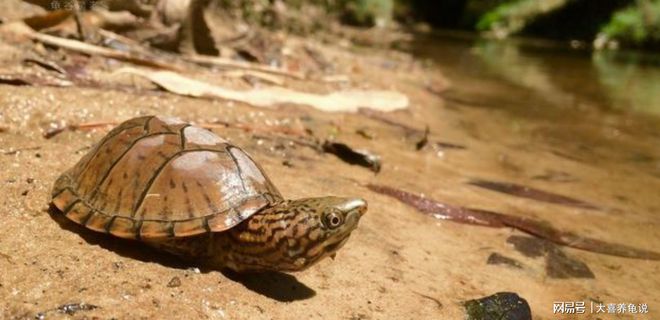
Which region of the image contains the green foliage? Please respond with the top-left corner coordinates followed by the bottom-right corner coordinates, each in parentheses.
top-left (476, 1), bottom-right (520, 31)
top-left (601, 0), bottom-right (660, 45)
top-left (340, 0), bottom-right (395, 26)
top-left (213, 0), bottom-right (395, 29)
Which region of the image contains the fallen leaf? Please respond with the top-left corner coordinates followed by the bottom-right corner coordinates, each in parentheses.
top-left (545, 244), bottom-right (595, 279)
top-left (367, 183), bottom-right (660, 260)
top-left (23, 10), bottom-right (72, 30)
top-left (486, 253), bottom-right (523, 269)
top-left (322, 141), bottom-right (381, 173)
top-left (0, 73), bottom-right (73, 87)
top-left (507, 236), bottom-right (594, 279)
top-left (366, 184), bottom-right (504, 227)
top-left (468, 179), bottom-right (599, 210)
top-left (5, 21), bottom-right (180, 71)
top-left (118, 67), bottom-right (409, 112)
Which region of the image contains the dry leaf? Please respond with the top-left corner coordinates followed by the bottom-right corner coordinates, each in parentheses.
top-left (117, 67), bottom-right (409, 113)
top-left (184, 54), bottom-right (305, 80)
top-left (4, 21), bottom-right (180, 71)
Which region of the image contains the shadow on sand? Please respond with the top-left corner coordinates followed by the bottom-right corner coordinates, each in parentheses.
top-left (48, 205), bottom-right (316, 302)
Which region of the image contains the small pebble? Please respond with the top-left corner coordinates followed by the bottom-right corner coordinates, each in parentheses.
top-left (167, 276), bottom-right (181, 288)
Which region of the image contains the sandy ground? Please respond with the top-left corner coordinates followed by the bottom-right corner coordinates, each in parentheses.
top-left (1, 4), bottom-right (660, 319)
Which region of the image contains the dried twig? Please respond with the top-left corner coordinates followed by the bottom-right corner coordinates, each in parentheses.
top-left (1, 146), bottom-right (42, 155)
top-left (43, 121), bottom-right (117, 139)
top-left (43, 119), bottom-right (311, 142)
top-left (358, 108), bottom-right (423, 136)
top-left (183, 54), bottom-right (306, 80)
top-left (7, 22), bottom-right (181, 71)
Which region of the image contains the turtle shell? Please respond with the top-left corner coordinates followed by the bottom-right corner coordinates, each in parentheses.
top-left (51, 116), bottom-right (283, 239)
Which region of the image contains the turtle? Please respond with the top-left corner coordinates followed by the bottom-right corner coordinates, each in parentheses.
top-left (51, 116), bottom-right (367, 272)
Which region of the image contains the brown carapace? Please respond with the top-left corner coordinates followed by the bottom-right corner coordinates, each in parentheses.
top-left (51, 116), bottom-right (367, 272)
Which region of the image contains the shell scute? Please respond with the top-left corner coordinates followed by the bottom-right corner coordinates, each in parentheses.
top-left (51, 116), bottom-right (283, 239)
top-left (64, 201), bottom-right (93, 225)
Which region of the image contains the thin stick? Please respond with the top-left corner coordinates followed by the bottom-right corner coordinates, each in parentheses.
top-left (1, 146), bottom-right (42, 155)
top-left (43, 121), bottom-right (117, 139)
top-left (43, 120), bottom-right (311, 142)
top-left (10, 22), bottom-right (181, 71)
top-left (183, 54), bottom-right (306, 80)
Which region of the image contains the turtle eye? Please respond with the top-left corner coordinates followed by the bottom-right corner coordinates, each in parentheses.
top-left (323, 212), bottom-right (344, 229)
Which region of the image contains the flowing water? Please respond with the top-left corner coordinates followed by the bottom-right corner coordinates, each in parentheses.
top-left (411, 31), bottom-right (660, 203)
top-left (404, 32), bottom-right (660, 317)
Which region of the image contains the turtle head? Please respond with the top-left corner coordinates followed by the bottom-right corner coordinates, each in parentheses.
top-left (223, 196), bottom-right (367, 272)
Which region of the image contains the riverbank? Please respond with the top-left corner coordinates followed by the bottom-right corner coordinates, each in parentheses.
top-left (1, 2), bottom-right (660, 319)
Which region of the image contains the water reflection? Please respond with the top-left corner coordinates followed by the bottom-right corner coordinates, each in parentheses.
top-left (410, 30), bottom-right (660, 200)
top-left (592, 50), bottom-right (660, 115)
top-left (413, 31), bottom-right (660, 116)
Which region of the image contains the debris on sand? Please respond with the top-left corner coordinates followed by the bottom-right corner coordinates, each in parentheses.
top-left (322, 141), bottom-right (381, 173)
top-left (367, 183), bottom-right (660, 260)
top-left (434, 141), bottom-right (467, 150)
top-left (468, 179), bottom-right (599, 210)
top-left (358, 108), bottom-right (424, 136)
top-left (167, 276), bottom-right (182, 288)
top-left (0, 73), bottom-right (73, 87)
top-left (486, 253), bottom-right (523, 269)
top-left (507, 236), bottom-right (595, 279)
top-left (5, 21), bottom-right (180, 71)
top-left (415, 125), bottom-right (429, 150)
top-left (117, 67), bottom-right (408, 112)
top-left (464, 292), bottom-right (531, 320)
top-left (35, 302), bottom-right (99, 319)
top-left (43, 121), bottom-right (118, 139)
top-left (1, 13), bottom-right (410, 114)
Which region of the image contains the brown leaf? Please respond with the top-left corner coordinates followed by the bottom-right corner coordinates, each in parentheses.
top-left (486, 253), bottom-right (523, 269)
top-left (323, 141), bottom-right (381, 173)
top-left (366, 184), bottom-right (504, 227)
top-left (468, 179), bottom-right (599, 210)
top-left (5, 21), bottom-right (181, 71)
top-left (367, 183), bottom-right (660, 260)
top-left (23, 10), bottom-right (72, 30)
top-left (119, 67), bottom-right (408, 112)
